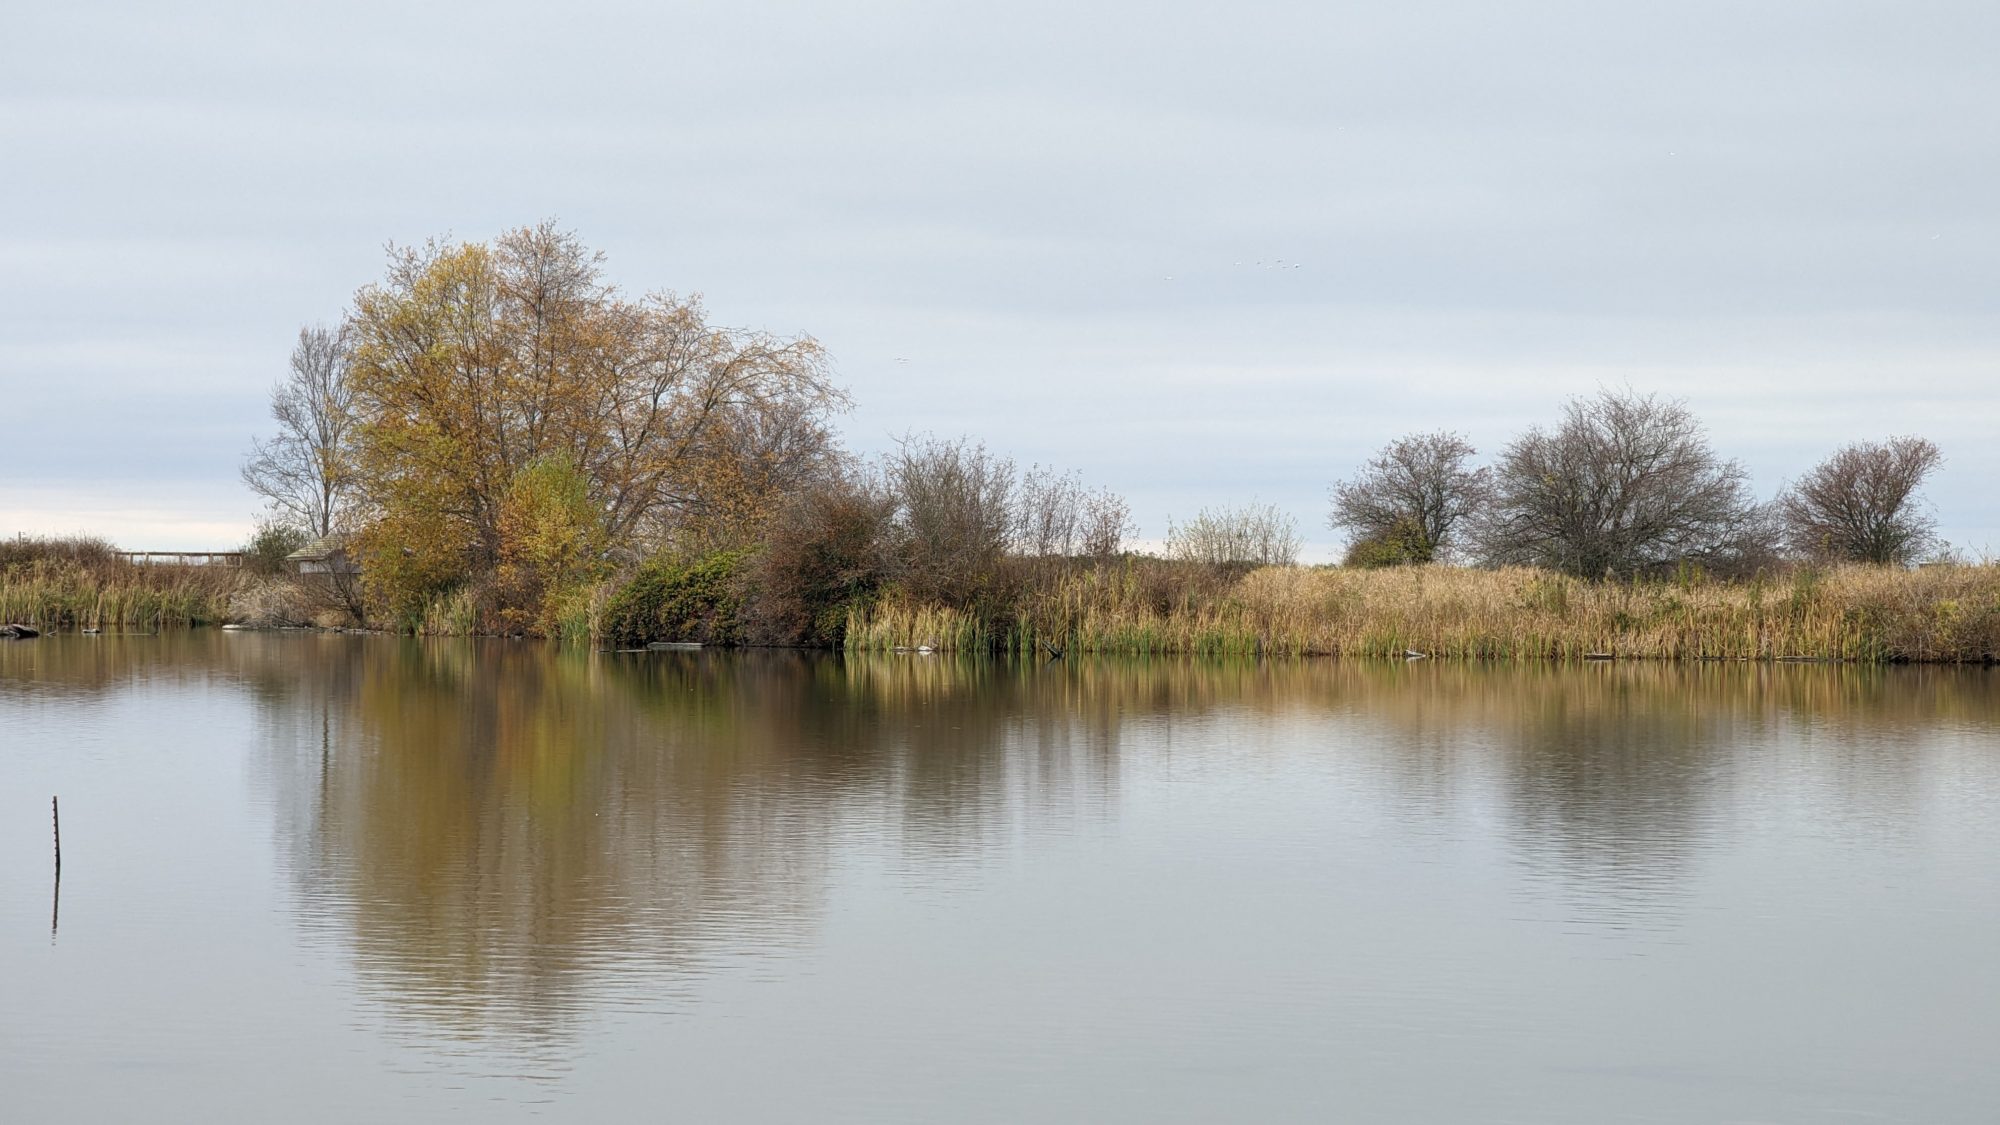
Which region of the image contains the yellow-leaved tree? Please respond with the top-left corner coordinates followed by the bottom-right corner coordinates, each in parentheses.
top-left (343, 222), bottom-right (845, 629)
top-left (496, 456), bottom-right (605, 636)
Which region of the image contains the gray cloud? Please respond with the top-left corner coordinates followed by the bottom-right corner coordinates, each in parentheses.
top-left (4, 0), bottom-right (1995, 555)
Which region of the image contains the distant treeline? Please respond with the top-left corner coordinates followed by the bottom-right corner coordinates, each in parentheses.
top-left (6, 222), bottom-right (1989, 663)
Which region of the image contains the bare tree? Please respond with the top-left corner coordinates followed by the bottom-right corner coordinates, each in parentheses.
top-left (1078, 486), bottom-right (1134, 560)
top-left (1014, 466), bottom-right (1135, 564)
top-left (1330, 431), bottom-right (1488, 565)
top-left (1014, 465), bottom-right (1085, 557)
top-left (1778, 437), bottom-right (1942, 564)
top-left (1166, 502), bottom-right (1301, 567)
top-left (1476, 390), bottom-right (1763, 579)
top-left (882, 434), bottom-right (1017, 604)
top-left (242, 325), bottom-right (357, 538)
top-left (746, 468), bottom-right (895, 644)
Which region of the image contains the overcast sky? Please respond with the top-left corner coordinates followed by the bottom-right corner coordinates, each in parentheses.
top-left (4, 0), bottom-right (1995, 557)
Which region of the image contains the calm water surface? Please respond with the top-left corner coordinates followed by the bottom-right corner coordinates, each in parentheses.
top-left (3, 634), bottom-right (1997, 1123)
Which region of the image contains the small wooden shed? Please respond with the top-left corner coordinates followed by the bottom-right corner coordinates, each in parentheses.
top-left (285, 534), bottom-right (360, 578)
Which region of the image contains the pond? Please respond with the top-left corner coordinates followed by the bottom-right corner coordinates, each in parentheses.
top-left (3, 634), bottom-right (1997, 1122)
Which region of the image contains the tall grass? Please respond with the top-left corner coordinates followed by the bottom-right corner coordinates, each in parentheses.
top-left (843, 599), bottom-right (990, 653)
top-left (551, 581), bottom-right (609, 645)
top-left (414, 587), bottom-right (483, 637)
top-left (12, 524), bottom-right (1995, 663)
top-left (845, 562), bottom-right (2000, 663)
top-left (0, 562), bottom-right (239, 630)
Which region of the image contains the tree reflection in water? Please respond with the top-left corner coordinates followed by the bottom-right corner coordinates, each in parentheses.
top-left (7, 634), bottom-right (1993, 1065)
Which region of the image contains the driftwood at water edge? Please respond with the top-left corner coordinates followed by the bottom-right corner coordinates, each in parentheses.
top-left (2, 623), bottom-right (42, 639)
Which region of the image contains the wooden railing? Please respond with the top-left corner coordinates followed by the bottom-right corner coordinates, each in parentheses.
top-left (113, 551), bottom-right (245, 568)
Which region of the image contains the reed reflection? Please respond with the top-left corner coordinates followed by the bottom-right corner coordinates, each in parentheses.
top-left (8, 636), bottom-right (1994, 1055)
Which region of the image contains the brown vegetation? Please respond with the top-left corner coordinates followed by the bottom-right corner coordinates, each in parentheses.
top-left (181, 223), bottom-right (1978, 661)
top-left (744, 472), bottom-right (897, 646)
top-left (1474, 389), bottom-right (1767, 579)
top-left (327, 222), bottom-right (845, 629)
top-left (1165, 502), bottom-right (1300, 567)
top-left (0, 535), bottom-right (242, 630)
top-left (847, 560), bottom-right (2000, 663)
top-left (1014, 463), bottom-right (1133, 561)
top-left (1331, 431), bottom-right (1487, 566)
top-left (879, 433), bottom-right (1018, 608)
top-left (0, 533), bottom-right (369, 632)
top-left (1778, 436), bottom-right (1943, 564)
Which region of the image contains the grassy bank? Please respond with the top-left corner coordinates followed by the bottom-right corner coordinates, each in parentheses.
top-left (845, 562), bottom-right (2000, 663)
top-left (0, 535), bottom-right (319, 632)
top-left (10, 530), bottom-right (1994, 663)
top-left (0, 562), bottom-right (241, 631)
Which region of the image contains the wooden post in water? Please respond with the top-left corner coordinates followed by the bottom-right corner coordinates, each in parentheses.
top-left (51, 795), bottom-right (61, 940)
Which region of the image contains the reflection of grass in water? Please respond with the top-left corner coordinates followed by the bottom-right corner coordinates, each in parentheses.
top-left (826, 651), bottom-right (2000, 737)
top-left (187, 638), bottom-right (1990, 1053)
top-left (847, 563), bottom-right (2000, 662)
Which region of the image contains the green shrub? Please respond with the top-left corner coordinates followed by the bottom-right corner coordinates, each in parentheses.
top-left (1343, 536), bottom-right (1413, 569)
top-left (242, 520), bottom-right (311, 576)
top-left (599, 550), bottom-right (748, 648)
top-left (1342, 517), bottom-right (1434, 568)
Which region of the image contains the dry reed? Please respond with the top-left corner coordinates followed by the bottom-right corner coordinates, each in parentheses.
top-left (846, 562), bottom-right (2000, 663)
top-left (0, 560), bottom-right (241, 631)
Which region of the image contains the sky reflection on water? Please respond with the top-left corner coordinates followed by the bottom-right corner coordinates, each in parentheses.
top-left (3, 634), bottom-right (1997, 1122)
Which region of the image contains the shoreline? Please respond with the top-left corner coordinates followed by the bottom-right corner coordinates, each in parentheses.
top-left (6, 555), bottom-right (1997, 665)
top-left (9, 619), bottom-right (1997, 667)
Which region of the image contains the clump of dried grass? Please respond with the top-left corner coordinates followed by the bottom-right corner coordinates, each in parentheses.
top-left (846, 561), bottom-right (2000, 663)
top-left (228, 577), bottom-right (318, 628)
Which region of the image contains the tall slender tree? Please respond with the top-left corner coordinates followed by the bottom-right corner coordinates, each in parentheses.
top-left (241, 324), bottom-right (358, 538)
